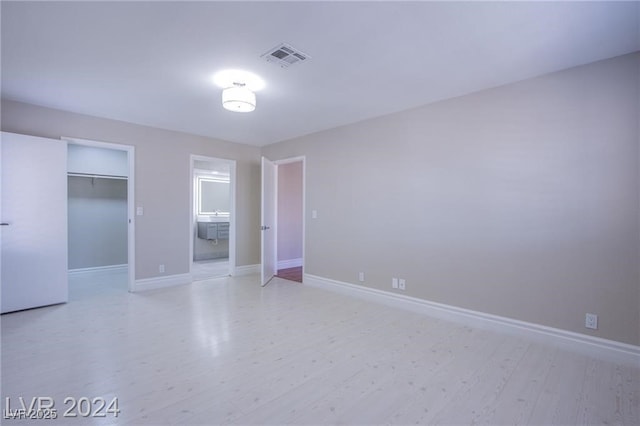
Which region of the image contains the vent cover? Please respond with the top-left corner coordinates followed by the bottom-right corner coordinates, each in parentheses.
top-left (261, 43), bottom-right (310, 68)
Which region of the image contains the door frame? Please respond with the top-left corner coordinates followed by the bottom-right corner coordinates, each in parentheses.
top-left (63, 137), bottom-right (136, 292)
top-left (189, 154), bottom-right (236, 278)
top-left (261, 156), bottom-right (277, 286)
top-left (273, 156), bottom-right (306, 281)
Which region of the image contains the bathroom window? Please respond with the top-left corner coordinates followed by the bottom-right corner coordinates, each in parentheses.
top-left (197, 176), bottom-right (230, 216)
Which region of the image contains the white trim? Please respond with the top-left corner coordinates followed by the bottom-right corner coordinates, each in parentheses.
top-left (301, 158), bottom-right (305, 278)
top-left (233, 264), bottom-right (260, 276)
top-left (275, 156), bottom-right (306, 165)
top-left (261, 157), bottom-right (278, 286)
top-left (272, 161), bottom-right (280, 285)
top-left (133, 273), bottom-right (191, 292)
top-left (62, 137), bottom-right (135, 293)
top-left (277, 258), bottom-right (303, 269)
top-left (303, 273), bottom-right (640, 366)
top-left (69, 264), bottom-right (127, 275)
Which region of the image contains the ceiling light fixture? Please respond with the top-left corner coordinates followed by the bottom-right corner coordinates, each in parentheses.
top-left (213, 69), bottom-right (264, 113)
top-left (222, 82), bottom-right (256, 113)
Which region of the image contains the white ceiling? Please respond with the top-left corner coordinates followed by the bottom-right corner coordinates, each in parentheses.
top-left (2, 1), bottom-right (639, 147)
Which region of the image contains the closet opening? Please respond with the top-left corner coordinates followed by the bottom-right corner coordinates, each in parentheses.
top-left (65, 140), bottom-right (135, 299)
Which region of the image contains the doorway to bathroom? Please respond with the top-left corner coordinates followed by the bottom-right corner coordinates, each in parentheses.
top-left (190, 155), bottom-right (236, 280)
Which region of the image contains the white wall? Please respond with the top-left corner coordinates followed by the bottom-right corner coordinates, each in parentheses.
top-left (277, 161), bottom-right (303, 264)
top-left (263, 53), bottom-right (640, 346)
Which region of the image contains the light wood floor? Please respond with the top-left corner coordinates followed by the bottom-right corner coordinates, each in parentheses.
top-left (192, 259), bottom-right (230, 281)
top-left (1, 274), bottom-right (638, 425)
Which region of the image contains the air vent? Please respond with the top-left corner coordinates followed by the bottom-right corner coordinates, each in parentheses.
top-left (261, 43), bottom-right (310, 68)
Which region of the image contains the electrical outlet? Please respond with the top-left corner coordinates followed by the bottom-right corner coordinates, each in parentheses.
top-left (159, 264), bottom-right (165, 274)
top-left (392, 278), bottom-right (398, 289)
top-left (399, 279), bottom-right (406, 291)
top-left (358, 272), bottom-right (365, 282)
top-left (585, 313), bottom-right (598, 330)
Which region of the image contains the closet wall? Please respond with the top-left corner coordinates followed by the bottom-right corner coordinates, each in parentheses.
top-left (67, 144), bottom-right (128, 270)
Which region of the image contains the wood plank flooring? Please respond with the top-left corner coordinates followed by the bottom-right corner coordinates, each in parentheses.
top-left (192, 259), bottom-right (230, 281)
top-left (276, 266), bottom-right (303, 283)
top-left (1, 274), bottom-right (638, 425)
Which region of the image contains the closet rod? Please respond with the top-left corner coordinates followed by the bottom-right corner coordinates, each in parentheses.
top-left (68, 172), bottom-right (127, 180)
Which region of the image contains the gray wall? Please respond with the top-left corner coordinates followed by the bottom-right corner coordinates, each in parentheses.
top-left (277, 161), bottom-right (303, 263)
top-left (67, 144), bottom-right (129, 270)
top-left (263, 53), bottom-right (640, 346)
top-left (68, 176), bottom-right (128, 269)
top-left (1, 100), bottom-right (262, 279)
top-left (2, 53), bottom-right (637, 345)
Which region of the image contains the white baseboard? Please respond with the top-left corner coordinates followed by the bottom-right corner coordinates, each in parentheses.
top-left (133, 265), bottom-right (258, 291)
top-left (304, 273), bottom-right (640, 366)
top-left (277, 258), bottom-right (303, 269)
top-left (233, 264), bottom-right (260, 276)
top-left (133, 273), bottom-right (191, 292)
top-left (69, 264), bottom-right (128, 275)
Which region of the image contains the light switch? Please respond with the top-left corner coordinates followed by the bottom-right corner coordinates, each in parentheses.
top-left (136, 206), bottom-right (144, 216)
top-left (312, 210), bottom-right (317, 219)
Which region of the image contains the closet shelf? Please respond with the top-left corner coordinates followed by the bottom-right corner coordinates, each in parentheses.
top-left (68, 172), bottom-right (127, 180)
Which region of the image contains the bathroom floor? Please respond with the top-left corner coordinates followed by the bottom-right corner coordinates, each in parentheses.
top-left (192, 259), bottom-right (230, 280)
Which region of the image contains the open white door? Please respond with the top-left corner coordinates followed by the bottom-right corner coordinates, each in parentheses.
top-left (261, 156), bottom-right (276, 286)
top-left (1, 132), bottom-right (68, 313)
